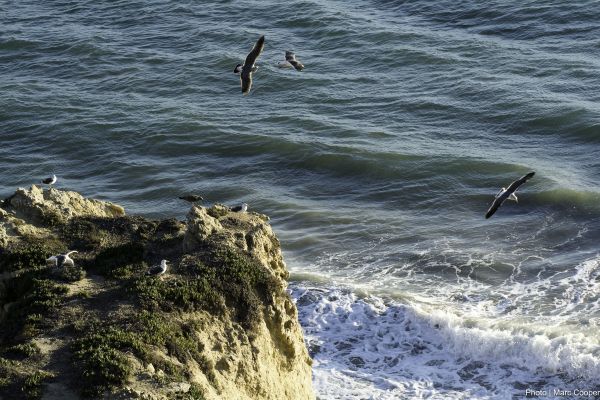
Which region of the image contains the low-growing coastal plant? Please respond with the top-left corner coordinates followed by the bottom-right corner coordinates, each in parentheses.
top-left (1, 275), bottom-right (68, 342)
top-left (0, 243), bottom-right (55, 273)
top-left (1, 197), bottom-right (289, 399)
top-left (4, 343), bottom-right (40, 360)
top-left (71, 311), bottom-right (218, 397)
top-left (93, 242), bottom-right (145, 279)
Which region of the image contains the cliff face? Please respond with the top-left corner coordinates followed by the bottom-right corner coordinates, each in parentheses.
top-left (0, 186), bottom-right (313, 400)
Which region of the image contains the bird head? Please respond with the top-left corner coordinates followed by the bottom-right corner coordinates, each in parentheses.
top-left (233, 64), bottom-right (243, 74)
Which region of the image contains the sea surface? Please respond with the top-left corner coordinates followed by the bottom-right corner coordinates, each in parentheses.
top-left (2, 1), bottom-right (600, 398)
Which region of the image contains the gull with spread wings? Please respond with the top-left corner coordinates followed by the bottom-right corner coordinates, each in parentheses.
top-left (278, 51), bottom-right (304, 71)
top-left (485, 172), bottom-right (535, 219)
top-left (233, 35), bottom-right (265, 95)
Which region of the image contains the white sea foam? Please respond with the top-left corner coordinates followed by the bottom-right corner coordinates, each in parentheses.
top-left (292, 277), bottom-right (600, 400)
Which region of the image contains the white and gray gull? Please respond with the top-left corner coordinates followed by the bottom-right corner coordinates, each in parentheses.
top-left (47, 250), bottom-right (78, 267)
top-left (41, 174), bottom-right (57, 185)
top-left (147, 259), bottom-right (168, 276)
top-left (278, 51), bottom-right (304, 71)
top-left (485, 172), bottom-right (535, 219)
top-left (230, 203), bottom-right (248, 213)
top-left (234, 35), bottom-right (265, 95)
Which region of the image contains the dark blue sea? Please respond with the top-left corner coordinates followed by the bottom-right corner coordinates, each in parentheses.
top-left (2, 1), bottom-right (600, 398)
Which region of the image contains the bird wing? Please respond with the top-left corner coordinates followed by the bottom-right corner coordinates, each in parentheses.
top-left (147, 265), bottom-right (162, 275)
top-left (56, 255), bottom-right (66, 267)
top-left (289, 59), bottom-right (304, 71)
top-left (506, 171), bottom-right (535, 193)
top-left (485, 193), bottom-right (508, 219)
top-left (244, 35), bottom-right (265, 67)
top-left (241, 70), bottom-right (253, 95)
top-left (285, 51), bottom-right (304, 70)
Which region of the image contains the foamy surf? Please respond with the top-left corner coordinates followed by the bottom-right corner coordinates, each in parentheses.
top-left (291, 282), bottom-right (600, 399)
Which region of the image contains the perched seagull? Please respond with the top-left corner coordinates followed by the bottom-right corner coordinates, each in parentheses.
top-left (230, 203), bottom-right (248, 213)
top-left (146, 259), bottom-right (168, 276)
top-left (234, 35), bottom-right (265, 95)
top-left (278, 51), bottom-right (304, 71)
top-left (485, 172), bottom-right (535, 219)
top-left (41, 174), bottom-right (57, 185)
top-left (47, 250), bottom-right (78, 267)
top-left (179, 195), bottom-right (204, 203)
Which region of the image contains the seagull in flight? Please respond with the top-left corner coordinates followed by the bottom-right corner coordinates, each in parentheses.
top-left (47, 250), bottom-right (78, 267)
top-left (234, 35), bottom-right (265, 95)
top-left (278, 51), bottom-right (304, 71)
top-left (485, 172), bottom-right (535, 219)
top-left (146, 259), bottom-right (168, 276)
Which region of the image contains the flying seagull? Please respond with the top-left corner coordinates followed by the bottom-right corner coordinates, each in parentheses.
top-left (147, 259), bottom-right (168, 276)
top-left (179, 195), bottom-right (204, 203)
top-left (278, 51), bottom-right (304, 71)
top-left (230, 203), bottom-right (248, 213)
top-left (41, 174), bottom-right (57, 185)
top-left (485, 172), bottom-right (535, 219)
top-left (234, 35), bottom-right (265, 95)
top-left (47, 250), bottom-right (78, 267)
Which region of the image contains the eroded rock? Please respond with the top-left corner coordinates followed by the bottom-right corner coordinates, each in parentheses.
top-left (0, 188), bottom-right (314, 400)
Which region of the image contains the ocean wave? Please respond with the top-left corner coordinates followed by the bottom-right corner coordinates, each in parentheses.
top-left (292, 283), bottom-right (600, 399)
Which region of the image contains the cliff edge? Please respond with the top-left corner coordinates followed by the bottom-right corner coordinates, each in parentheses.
top-left (0, 186), bottom-right (314, 400)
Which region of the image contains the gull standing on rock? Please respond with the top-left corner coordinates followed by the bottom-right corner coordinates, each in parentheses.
top-left (278, 51), bottom-right (304, 71)
top-left (230, 203), bottom-right (248, 213)
top-left (41, 174), bottom-right (57, 186)
top-left (485, 172), bottom-right (535, 219)
top-left (234, 35), bottom-right (265, 95)
top-left (47, 250), bottom-right (78, 267)
top-left (146, 259), bottom-right (168, 277)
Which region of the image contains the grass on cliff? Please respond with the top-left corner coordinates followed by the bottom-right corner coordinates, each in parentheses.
top-left (71, 311), bottom-right (216, 397)
top-left (0, 242), bottom-right (58, 273)
top-left (69, 245), bottom-right (280, 397)
top-left (131, 246), bottom-right (281, 330)
top-left (1, 273), bottom-right (69, 343)
top-left (0, 358), bottom-right (54, 400)
top-left (1, 213), bottom-right (284, 399)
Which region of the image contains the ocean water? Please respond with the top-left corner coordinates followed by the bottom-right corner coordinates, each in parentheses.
top-left (2, 0), bottom-right (600, 398)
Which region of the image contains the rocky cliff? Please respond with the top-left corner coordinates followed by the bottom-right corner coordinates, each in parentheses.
top-left (0, 186), bottom-right (314, 400)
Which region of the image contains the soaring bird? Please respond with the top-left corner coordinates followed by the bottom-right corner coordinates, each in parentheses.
top-left (41, 174), bottom-right (57, 185)
top-left (179, 195), bottom-right (204, 203)
top-left (278, 51), bottom-right (304, 71)
top-left (147, 259), bottom-right (168, 276)
top-left (234, 35), bottom-right (265, 95)
top-left (230, 203), bottom-right (248, 213)
top-left (47, 250), bottom-right (78, 267)
top-left (485, 172), bottom-right (535, 219)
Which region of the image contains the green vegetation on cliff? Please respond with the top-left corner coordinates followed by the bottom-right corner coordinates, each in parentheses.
top-left (0, 187), bottom-right (310, 400)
